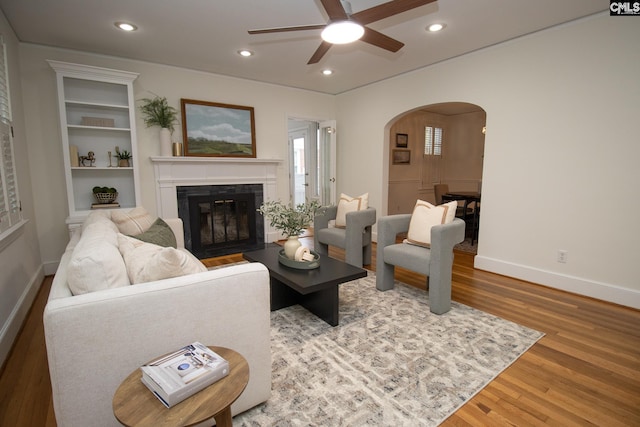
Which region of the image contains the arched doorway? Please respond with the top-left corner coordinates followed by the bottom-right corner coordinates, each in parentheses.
top-left (386, 102), bottom-right (486, 244)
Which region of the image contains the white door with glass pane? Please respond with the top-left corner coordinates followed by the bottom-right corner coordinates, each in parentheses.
top-left (288, 119), bottom-right (336, 207)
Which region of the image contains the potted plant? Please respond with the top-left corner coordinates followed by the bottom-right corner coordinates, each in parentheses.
top-left (258, 199), bottom-right (321, 259)
top-left (139, 95), bottom-right (179, 156)
top-left (114, 147), bottom-right (132, 167)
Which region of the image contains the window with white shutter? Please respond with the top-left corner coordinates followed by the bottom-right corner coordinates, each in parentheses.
top-left (0, 35), bottom-right (21, 236)
top-left (424, 126), bottom-right (443, 156)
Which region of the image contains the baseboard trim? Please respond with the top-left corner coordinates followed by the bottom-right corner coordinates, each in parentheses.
top-left (43, 260), bottom-right (59, 276)
top-left (474, 255), bottom-right (640, 310)
top-left (0, 264), bottom-right (45, 368)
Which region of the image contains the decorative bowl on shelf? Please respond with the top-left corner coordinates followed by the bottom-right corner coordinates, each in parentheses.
top-left (278, 249), bottom-right (320, 270)
top-left (93, 192), bottom-right (118, 204)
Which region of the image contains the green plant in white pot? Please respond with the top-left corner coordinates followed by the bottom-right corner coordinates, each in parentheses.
top-left (139, 95), bottom-right (179, 156)
top-left (258, 199), bottom-right (321, 259)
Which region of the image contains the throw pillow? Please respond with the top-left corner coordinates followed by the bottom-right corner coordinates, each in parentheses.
top-left (130, 217), bottom-right (177, 248)
top-left (111, 206), bottom-right (155, 235)
top-left (117, 234), bottom-right (207, 284)
top-left (68, 221), bottom-right (131, 295)
top-left (335, 192), bottom-right (369, 228)
top-left (406, 200), bottom-right (457, 248)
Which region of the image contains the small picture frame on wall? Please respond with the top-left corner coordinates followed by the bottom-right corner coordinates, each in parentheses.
top-left (395, 133), bottom-right (408, 148)
top-left (392, 149), bottom-right (411, 165)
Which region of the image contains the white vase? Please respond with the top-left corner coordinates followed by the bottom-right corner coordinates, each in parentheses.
top-left (160, 128), bottom-right (172, 156)
top-left (283, 236), bottom-right (302, 260)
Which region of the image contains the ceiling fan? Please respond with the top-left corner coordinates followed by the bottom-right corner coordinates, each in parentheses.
top-left (248, 0), bottom-right (437, 64)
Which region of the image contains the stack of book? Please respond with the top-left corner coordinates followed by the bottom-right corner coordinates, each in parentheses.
top-left (140, 342), bottom-right (229, 408)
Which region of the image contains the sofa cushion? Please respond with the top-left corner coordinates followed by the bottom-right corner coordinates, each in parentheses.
top-left (112, 206), bottom-right (155, 235)
top-left (82, 210), bottom-right (117, 234)
top-left (335, 192), bottom-right (369, 228)
top-left (130, 217), bottom-right (177, 248)
top-left (405, 200), bottom-right (457, 248)
top-left (117, 234), bottom-right (207, 284)
top-left (67, 221), bottom-right (131, 295)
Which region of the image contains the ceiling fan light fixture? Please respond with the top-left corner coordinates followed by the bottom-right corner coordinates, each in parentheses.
top-left (322, 69), bottom-right (333, 76)
top-left (238, 49), bottom-right (254, 57)
top-left (427, 23), bottom-right (445, 32)
top-left (321, 21), bottom-right (364, 44)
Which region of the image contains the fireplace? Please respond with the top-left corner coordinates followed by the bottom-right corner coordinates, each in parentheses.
top-left (178, 184), bottom-right (265, 258)
top-left (150, 157), bottom-right (282, 254)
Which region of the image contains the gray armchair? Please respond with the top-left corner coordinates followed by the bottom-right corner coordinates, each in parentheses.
top-left (314, 206), bottom-right (376, 267)
top-left (376, 215), bottom-right (465, 314)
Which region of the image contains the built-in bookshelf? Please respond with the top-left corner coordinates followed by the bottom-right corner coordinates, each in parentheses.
top-left (48, 60), bottom-right (141, 229)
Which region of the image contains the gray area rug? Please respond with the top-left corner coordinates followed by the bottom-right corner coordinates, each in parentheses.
top-left (235, 272), bottom-right (543, 426)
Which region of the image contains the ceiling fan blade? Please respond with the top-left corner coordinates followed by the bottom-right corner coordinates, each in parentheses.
top-left (361, 27), bottom-right (404, 52)
top-left (320, 0), bottom-right (349, 20)
top-left (248, 24), bottom-right (326, 34)
top-left (351, 0), bottom-right (437, 25)
top-left (308, 41), bottom-right (332, 64)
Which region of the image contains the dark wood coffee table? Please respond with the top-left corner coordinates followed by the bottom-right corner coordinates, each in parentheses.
top-left (243, 244), bottom-right (367, 326)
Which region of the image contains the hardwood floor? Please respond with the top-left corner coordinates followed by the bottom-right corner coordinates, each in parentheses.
top-left (2, 242), bottom-right (639, 426)
top-left (0, 274), bottom-right (56, 426)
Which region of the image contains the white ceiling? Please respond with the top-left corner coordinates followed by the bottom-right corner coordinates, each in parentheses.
top-left (0, 0), bottom-right (606, 95)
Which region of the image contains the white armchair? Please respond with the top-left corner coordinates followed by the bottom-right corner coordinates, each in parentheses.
top-left (313, 206), bottom-right (376, 267)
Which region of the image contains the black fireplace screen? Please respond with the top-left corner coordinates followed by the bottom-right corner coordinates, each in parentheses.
top-left (177, 185), bottom-right (265, 258)
top-left (192, 195), bottom-right (253, 246)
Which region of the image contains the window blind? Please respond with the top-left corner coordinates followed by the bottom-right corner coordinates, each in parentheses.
top-left (425, 126), bottom-right (443, 156)
top-left (0, 36), bottom-right (10, 123)
top-left (0, 35), bottom-right (19, 234)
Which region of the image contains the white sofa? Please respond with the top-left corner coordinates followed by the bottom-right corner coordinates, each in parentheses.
top-left (44, 211), bottom-right (271, 427)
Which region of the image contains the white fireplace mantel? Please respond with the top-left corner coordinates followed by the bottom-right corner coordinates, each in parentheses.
top-left (150, 157), bottom-right (283, 232)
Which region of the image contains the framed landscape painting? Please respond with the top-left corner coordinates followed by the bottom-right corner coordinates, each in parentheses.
top-left (181, 99), bottom-right (256, 157)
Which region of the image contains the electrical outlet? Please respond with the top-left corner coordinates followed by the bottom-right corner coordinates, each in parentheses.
top-left (557, 250), bottom-right (568, 263)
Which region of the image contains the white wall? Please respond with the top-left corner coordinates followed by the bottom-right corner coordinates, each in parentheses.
top-left (336, 13), bottom-right (640, 308)
top-left (0, 14), bottom-right (44, 366)
top-left (18, 44), bottom-right (336, 271)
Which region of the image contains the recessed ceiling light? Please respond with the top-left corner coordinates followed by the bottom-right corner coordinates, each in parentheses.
top-left (322, 69), bottom-right (333, 76)
top-left (115, 22), bottom-right (137, 31)
top-left (238, 50), bottom-right (254, 57)
top-left (427, 23), bottom-right (445, 32)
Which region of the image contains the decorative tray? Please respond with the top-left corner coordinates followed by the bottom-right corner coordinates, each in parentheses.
top-left (278, 249), bottom-right (321, 270)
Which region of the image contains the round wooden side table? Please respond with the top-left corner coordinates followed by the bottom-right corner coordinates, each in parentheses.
top-left (113, 346), bottom-right (249, 427)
